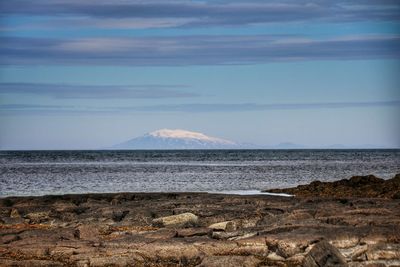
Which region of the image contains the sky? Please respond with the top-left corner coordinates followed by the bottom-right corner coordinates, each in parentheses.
top-left (0, 0), bottom-right (399, 149)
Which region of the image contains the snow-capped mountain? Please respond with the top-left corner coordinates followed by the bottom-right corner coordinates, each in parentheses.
top-left (112, 129), bottom-right (245, 149)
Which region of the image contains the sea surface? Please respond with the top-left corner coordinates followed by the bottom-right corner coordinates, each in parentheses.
top-left (1, 149), bottom-right (399, 197)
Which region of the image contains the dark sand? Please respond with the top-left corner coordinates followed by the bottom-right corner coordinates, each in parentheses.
top-left (1, 175), bottom-right (400, 266)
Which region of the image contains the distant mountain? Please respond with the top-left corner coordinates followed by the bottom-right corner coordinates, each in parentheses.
top-left (273, 142), bottom-right (305, 149)
top-left (112, 129), bottom-right (248, 149)
top-left (110, 129), bottom-right (391, 150)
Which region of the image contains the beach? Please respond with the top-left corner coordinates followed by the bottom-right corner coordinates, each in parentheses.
top-left (1, 174), bottom-right (400, 266)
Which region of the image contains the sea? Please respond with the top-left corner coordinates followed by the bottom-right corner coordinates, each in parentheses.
top-left (0, 149), bottom-right (399, 197)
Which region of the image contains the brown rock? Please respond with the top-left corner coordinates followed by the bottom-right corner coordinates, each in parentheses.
top-left (208, 221), bottom-right (236, 231)
top-left (25, 211), bottom-right (50, 223)
top-left (304, 240), bottom-right (348, 267)
top-left (77, 224), bottom-right (100, 240)
top-left (10, 208), bottom-right (20, 218)
top-left (0, 234), bottom-right (20, 244)
top-left (199, 255), bottom-right (261, 267)
top-left (176, 227), bottom-right (211, 238)
top-left (365, 244), bottom-right (400, 261)
top-left (152, 212), bottom-right (198, 228)
top-left (267, 173), bottom-right (400, 199)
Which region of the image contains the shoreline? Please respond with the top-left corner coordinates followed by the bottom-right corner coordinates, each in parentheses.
top-left (0, 190), bottom-right (294, 199)
top-left (1, 181), bottom-right (400, 266)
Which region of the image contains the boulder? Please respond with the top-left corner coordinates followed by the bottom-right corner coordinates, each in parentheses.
top-left (303, 240), bottom-right (348, 267)
top-left (208, 221), bottom-right (236, 232)
top-left (152, 212), bottom-right (198, 228)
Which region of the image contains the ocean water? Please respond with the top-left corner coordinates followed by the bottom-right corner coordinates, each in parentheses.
top-left (0, 149), bottom-right (399, 197)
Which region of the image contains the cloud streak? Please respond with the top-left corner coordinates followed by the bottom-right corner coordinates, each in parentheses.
top-left (1, 0), bottom-right (400, 29)
top-left (0, 83), bottom-right (197, 99)
top-left (1, 34), bottom-right (399, 66)
top-left (1, 101), bottom-right (399, 115)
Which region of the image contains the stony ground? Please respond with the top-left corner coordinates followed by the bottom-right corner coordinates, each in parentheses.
top-left (1, 189), bottom-right (400, 266)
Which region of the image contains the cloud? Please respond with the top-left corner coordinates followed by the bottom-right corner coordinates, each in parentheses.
top-left (0, 83), bottom-right (197, 99)
top-left (1, 0), bottom-right (399, 29)
top-left (1, 34), bottom-right (399, 66)
top-left (1, 101), bottom-right (399, 115)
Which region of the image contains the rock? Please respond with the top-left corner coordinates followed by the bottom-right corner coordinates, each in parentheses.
top-left (10, 208), bottom-right (20, 218)
top-left (25, 211), bottom-right (50, 223)
top-left (199, 256), bottom-right (261, 267)
top-left (365, 244), bottom-right (400, 260)
top-left (0, 259), bottom-right (64, 267)
top-left (208, 221), bottom-right (236, 231)
top-left (304, 240), bottom-right (348, 267)
top-left (266, 173), bottom-right (400, 199)
top-left (77, 225), bottom-right (100, 240)
top-left (143, 229), bottom-right (177, 239)
top-left (331, 236), bottom-right (360, 249)
top-left (110, 198), bottom-right (121, 205)
top-left (0, 234), bottom-right (20, 244)
top-left (211, 230), bottom-right (257, 240)
top-left (176, 227), bottom-right (211, 238)
top-left (152, 212), bottom-right (198, 228)
top-left (89, 256), bottom-right (143, 267)
top-left (276, 239), bottom-right (303, 258)
top-left (1, 191), bottom-right (400, 266)
top-left (53, 201), bottom-right (77, 213)
top-left (267, 252), bottom-right (285, 261)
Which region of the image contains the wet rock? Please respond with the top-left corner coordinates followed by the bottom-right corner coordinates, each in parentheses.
top-left (304, 240), bottom-right (348, 267)
top-left (152, 212), bottom-right (198, 228)
top-left (208, 221), bottom-right (236, 231)
top-left (267, 173), bottom-right (400, 199)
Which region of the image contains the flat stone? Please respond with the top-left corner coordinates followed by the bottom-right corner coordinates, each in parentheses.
top-left (176, 227), bottom-right (211, 237)
top-left (208, 221), bottom-right (236, 231)
top-left (152, 212), bottom-right (198, 228)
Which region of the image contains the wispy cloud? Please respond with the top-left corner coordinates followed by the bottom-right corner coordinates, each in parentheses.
top-left (1, 0), bottom-right (399, 29)
top-left (0, 83), bottom-right (197, 99)
top-left (1, 34), bottom-right (399, 66)
top-left (1, 101), bottom-right (399, 115)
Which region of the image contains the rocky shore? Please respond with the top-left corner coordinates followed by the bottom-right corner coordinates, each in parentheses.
top-left (1, 175), bottom-right (400, 266)
top-left (266, 174), bottom-right (400, 199)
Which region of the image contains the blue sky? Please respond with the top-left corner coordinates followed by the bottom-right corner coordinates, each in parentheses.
top-left (0, 0), bottom-right (399, 149)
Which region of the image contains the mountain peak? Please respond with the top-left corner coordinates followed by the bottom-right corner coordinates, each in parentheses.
top-left (112, 129), bottom-right (239, 149)
top-left (147, 129), bottom-right (234, 144)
